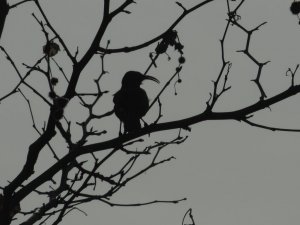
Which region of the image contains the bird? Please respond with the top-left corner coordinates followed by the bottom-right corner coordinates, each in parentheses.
top-left (113, 71), bottom-right (159, 133)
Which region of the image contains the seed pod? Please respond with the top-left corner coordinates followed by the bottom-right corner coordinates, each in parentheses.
top-left (174, 42), bottom-right (184, 54)
top-left (43, 42), bottom-right (60, 57)
top-left (155, 41), bottom-right (168, 54)
top-left (48, 91), bottom-right (57, 99)
top-left (178, 56), bottom-right (186, 64)
top-left (290, 2), bottom-right (300, 15)
top-left (163, 30), bottom-right (177, 46)
top-left (50, 77), bottom-right (59, 85)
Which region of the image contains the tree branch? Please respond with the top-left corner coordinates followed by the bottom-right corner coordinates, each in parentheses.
top-left (98, 0), bottom-right (215, 54)
top-left (11, 83), bottom-right (300, 206)
top-left (0, 0), bottom-right (9, 40)
top-left (64, 0), bottom-right (111, 99)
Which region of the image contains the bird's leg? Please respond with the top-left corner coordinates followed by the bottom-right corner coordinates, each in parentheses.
top-left (119, 121), bottom-right (123, 136)
top-left (141, 118), bottom-right (151, 137)
top-left (141, 118), bottom-right (148, 127)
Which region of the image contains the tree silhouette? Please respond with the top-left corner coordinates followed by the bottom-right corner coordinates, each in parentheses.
top-left (0, 0), bottom-right (299, 224)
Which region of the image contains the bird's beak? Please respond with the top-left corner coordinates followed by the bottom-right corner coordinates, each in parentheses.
top-left (143, 75), bottom-right (160, 83)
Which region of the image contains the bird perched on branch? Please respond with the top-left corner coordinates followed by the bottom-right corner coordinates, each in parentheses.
top-left (114, 71), bottom-right (159, 133)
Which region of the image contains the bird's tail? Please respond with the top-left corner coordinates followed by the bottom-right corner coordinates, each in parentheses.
top-left (124, 118), bottom-right (141, 133)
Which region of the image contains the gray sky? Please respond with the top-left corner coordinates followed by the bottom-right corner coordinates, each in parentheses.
top-left (1, 0), bottom-right (300, 225)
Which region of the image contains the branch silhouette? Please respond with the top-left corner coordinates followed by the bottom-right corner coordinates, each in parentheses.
top-left (0, 0), bottom-right (299, 224)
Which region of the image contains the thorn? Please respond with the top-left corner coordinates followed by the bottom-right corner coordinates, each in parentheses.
top-left (123, 10), bottom-right (131, 14)
top-left (245, 114), bottom-right (253, 119)
top-left (263, 60), bottom-right (271, 65)
top-left (182, 126), bottom-right (191, 132)
top-left (175, 1), bottom-right (187, 11)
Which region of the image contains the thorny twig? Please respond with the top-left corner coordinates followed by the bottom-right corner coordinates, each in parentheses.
top-left (18, 89), bottom-right (59, 160)
top-left (0, 46), bottom-right (50, 105)
top-left (286, 64), bottom-right (299, 87)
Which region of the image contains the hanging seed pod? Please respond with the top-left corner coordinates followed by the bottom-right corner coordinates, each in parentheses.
top-left (155, 41), bottom-right (169, 54)
top-left (50, 77), bottom-right (59, 85)
top-left (43, 42), bottom-right (60, 57)
top-left (290, 1), bottom-right (300, 15)
top-left (178, 56), bottom-right (186, 64)
top-left (163, 30), bottom-right (177, 46)
top-left (48, 91), bottom-right (57, 99)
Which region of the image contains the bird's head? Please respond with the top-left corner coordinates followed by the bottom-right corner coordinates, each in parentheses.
top-left (122, 71), bottom-right (159, 88)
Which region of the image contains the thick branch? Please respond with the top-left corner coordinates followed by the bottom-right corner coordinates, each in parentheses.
top-left (0, 0), bottom-right (9, 40)
top-left (20, 199), bottom-right (59, 225)
top-left (11, 84), bottom-right (300, 206)
top-left (64, 0), bottom-right (111, 99)
top-left (4, 119), bottom-right (56, 197)
top-left (9, 0), bottom-right (33, 9)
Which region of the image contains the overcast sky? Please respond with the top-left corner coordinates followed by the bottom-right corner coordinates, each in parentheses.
top-left (1, 0), bottom-right (300, 225)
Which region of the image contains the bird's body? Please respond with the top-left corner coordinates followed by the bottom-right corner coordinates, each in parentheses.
top-left (114, 71), bottom-right (159, 133)
top-left (114, 88), bottom-right (149, 132)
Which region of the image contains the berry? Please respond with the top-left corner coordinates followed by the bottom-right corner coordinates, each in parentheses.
top-left (290, 2), bottom-right (300, 15)
top-left (178, 79), bottom-right (182, 83)
top-left (176, 67), bottom-right (182, 72)
top-left (49, 91), bottom-right (56, 99)
top-left (178, 56), bottom-right (186, 64)
top-left (50, 77), bottom-right (59, 85)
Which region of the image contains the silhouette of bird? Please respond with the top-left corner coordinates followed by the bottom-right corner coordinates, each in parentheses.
top-left (114, 71), bottom-right (159, 133)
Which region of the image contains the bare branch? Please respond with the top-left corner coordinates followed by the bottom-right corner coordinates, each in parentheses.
top-left (243, 119), bottom-right (300, 132)
top-left (232, 20), bottom-right (269, 100)
top-left (9, 0), bottom-right (33, 9)
top-left (99, 197), bottom-right (186, 207)
top-left (0, 46), bottom-right (51, 105)
top-left (98, 0), bottom-right (215, 54)
top-left (0, 0), bottom-right (9, 40)
top-left (34, 0), bottom-right (76, 63)
top-left (110, 0), bottom-right (136, 18)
